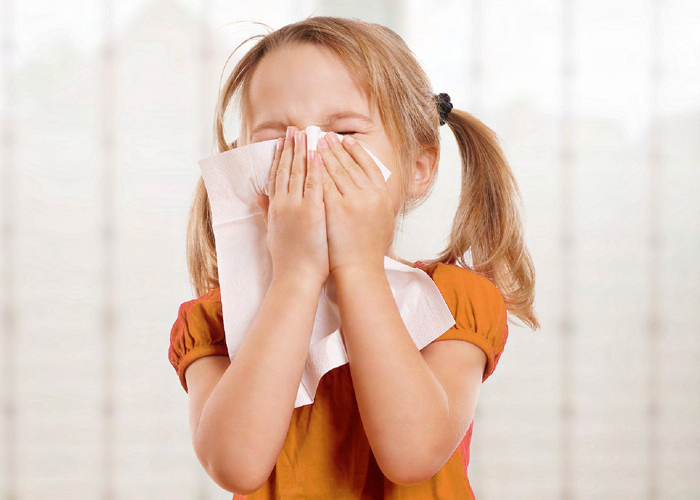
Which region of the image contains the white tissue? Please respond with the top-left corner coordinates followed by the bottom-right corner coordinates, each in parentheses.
top-left (198, 125), bottom-right (456, 408)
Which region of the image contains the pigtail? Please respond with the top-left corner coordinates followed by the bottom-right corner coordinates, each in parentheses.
top-left (186, 177), bottom-right (220, 298)
top-left (184, 34), bottom-right (263, 299)
top-left (433, 108), bottom-right (540, 331)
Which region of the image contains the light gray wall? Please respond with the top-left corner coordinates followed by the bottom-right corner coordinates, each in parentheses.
top-left (0, 0), bottom-right (698, 498)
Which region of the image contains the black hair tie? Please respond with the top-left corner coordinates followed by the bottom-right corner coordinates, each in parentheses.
top-left (435, 92), bottom-right (453, 126)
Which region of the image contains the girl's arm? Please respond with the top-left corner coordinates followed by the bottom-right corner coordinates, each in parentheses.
top-left (184, 273), bottom-right (324, 495)
top-left (333, 266), bottom-right (486, 486)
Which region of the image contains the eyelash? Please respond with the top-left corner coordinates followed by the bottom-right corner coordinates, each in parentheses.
top-left (272, 131), bottom-right (357, 141)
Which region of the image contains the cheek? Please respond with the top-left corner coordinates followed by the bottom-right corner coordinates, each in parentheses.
top-left (385, 177), bottom-right (401, 215)
top-left (362, 138), bottom-right (400, 210)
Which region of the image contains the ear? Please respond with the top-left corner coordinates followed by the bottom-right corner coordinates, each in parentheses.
top-left (409, 145), bottom-right (439, 198)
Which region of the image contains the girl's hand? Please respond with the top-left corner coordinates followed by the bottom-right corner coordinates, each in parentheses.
top-left (314, 133), bottom-right (395, 276)
top-left (254, 126), bottom-right (330, 286)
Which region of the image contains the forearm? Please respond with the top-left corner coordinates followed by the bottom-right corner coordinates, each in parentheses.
top-left (334, 266), bottom-right (450, 481)
top-left (196, 274), bottom-right (323, 489)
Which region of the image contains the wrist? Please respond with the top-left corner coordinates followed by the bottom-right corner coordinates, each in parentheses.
top-left (331, 263), bottom-right (386, 283)
top-left (271, 272), bottom-right (327, 291)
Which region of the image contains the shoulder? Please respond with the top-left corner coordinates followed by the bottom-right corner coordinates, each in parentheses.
top-left (168, 288), bottom-right (228, 393)
top-left (419, 262), bottom-right (509, 381)
top-left (420, 261), bottom-right (506, 324)
top-left (175, 287), bottom-right (222, 318)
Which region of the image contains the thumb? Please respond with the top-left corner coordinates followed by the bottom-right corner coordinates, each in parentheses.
top-left (255, 194), bottom-right (269, 226)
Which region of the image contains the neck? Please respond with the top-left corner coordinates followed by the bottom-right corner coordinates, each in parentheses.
top-left (385, 245), bottom-right (415, 267)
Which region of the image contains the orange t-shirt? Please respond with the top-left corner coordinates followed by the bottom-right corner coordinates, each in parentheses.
top-left (168, 261), bottom-right (509, 499)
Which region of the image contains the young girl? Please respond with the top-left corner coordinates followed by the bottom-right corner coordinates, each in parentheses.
top-left (169, 16), bottom-right (539, 499)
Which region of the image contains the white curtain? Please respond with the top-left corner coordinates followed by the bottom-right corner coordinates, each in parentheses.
top-left (0, 0), bottom-right (697, 498)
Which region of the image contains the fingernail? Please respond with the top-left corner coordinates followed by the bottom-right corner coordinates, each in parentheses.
top-left (308, 150), bottom-right (315, 162)
top-left (344, 135), bottom-right (356, 145)
top-left (294, 131), bottom-right (301, 147)
top-left (326, 132), bottom-right (339, 143)
top-left (276, 138), bottom-right (283, 150)
top-left (286, 126), bottom-right (294, 140)
top-left (318, 138), bottom-right (329, 149)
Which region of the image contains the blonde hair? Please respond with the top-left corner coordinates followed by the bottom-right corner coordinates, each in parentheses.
top-left (186, 16), bottom-right (540, 331)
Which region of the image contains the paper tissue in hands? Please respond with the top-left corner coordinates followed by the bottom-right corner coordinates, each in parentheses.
top-left (197, 125), bottom-right (456, 408)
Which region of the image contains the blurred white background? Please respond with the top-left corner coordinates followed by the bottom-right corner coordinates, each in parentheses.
top-left (0, 0), bottom-right (698, 498)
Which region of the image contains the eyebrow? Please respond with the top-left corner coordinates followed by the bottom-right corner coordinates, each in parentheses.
top-left (250, 111), bottom-right (374, 137)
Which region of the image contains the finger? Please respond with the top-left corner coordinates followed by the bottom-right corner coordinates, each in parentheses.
top-left (341, 135), bottom-right (388, 191)
top-left (289, 130), bottom-right (307, 199)
top-left (317, 146), bottom-right (341, 202)
top-left (317, 137), bottom-right (356, 196)
top-left (261, 201), bottom-right (269, 228)
top-left (324, 132), bottom-right (372, 189)
top-left (254, 194), bottom-right (268, 227)
top-left (303, 149), bottom-right (323, 204)
top-left (268, 137), bottom-right (284, 199)
top-left (276, 126), bottom-right (296, 196)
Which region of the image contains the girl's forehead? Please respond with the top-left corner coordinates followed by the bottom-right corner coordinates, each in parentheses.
top-left (247, 45), bottom-right (367, 108)
top-left (242, 44), bottom-right (382, 143)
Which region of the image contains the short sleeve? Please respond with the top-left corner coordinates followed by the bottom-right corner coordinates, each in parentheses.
top-left (423, 263), bottom-right (509, 383)
top-left (168, 288), bottom-right (229, 393)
